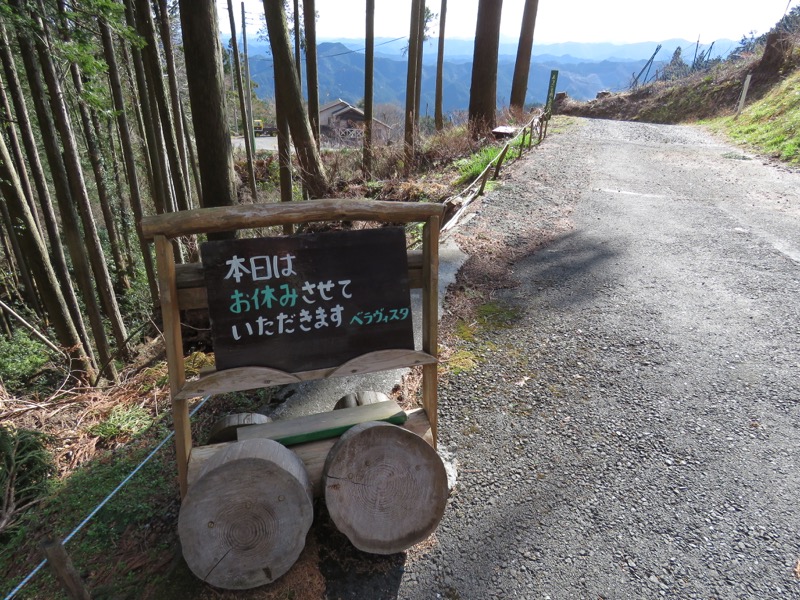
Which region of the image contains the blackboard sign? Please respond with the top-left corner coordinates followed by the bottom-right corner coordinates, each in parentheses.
top-left (201, 228), bottom-right (414, 373)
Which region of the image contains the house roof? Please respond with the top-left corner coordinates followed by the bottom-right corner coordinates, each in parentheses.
top-left (329, 103), bottom-right (391, 129)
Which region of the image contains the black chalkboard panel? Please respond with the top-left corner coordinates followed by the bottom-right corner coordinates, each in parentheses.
top-left (201, 228), bottom-right (414, 372)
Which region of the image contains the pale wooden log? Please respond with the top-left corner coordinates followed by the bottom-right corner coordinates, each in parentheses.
top-left (188, 408), bottom-right (433, 496)
top-left (155, 235), bottom-right (191, 498)
top-left (237, 399), bottom-right (407, 446)
top-left (333, 390), bottom-right (389, 410)
top-left (322, 421), bottom-right (448, 554)
top-left (141, 198), bottom-right (446, 240)
top-left (175, 350), bottom-right (436, 400)
top-left (207, 412), bottom-right (272, 444)
top-left (178, 438), bottom-right (313, 590)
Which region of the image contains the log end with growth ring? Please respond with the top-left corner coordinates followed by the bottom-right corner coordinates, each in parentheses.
top-left (178, 438), bottom-right (313, 589)
top-left (323, 421), bottom-right (448, 555)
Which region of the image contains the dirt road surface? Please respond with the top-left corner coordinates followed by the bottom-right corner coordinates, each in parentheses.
top-left (361, 118), bottom-right (800, 599)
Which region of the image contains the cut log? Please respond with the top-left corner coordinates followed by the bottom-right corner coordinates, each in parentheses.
top-left (323, 421), bottom-right (448, 555)
top-left (178, 438), bottom-right (313, 589)
top-left (207, 413), bottom-right (272, 444)
top-left (333, 390), bottom-right (389, 410)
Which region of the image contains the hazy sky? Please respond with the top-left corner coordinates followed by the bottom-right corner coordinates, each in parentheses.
top-left (218, 0), bottom-right (800, 45)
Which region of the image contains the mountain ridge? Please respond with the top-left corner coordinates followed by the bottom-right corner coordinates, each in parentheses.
top-left (241, 37), bottom-right (735, 112)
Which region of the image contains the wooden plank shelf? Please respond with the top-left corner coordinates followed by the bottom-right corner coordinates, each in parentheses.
top-left (187, 408), bottom-right (434, 497)
top-left (175, 349), bottom-right (436, 400)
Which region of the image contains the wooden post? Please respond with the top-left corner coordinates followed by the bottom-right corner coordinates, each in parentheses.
top-left (493, 143), bottom-right (510, 180)
top-left (155, 235), bottom-right (190, 497)
top-left (736, 73), bottom-right (752, 118)
top-left (41, 538), bottom-right (91, 600)
top-left (421, 215), bottom-right (440, 446)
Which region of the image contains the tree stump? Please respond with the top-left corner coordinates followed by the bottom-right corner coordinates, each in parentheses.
top-left (322, 421), bottom-right (448, 554)
top-left (332, 390), bottom-right (389, 410)
top-left (178, 438), bottom-right (313, 589)
top-left (207, 412), bottom-right (272, 444)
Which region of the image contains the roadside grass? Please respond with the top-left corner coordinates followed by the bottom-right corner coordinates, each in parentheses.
top-left (0, 418), bottom-right (178, 599)
top-left (454, 145), bottom-right (502, 185)
top-left (443, 300), bottom-right (521, 377)
top-left (0, 360), bottom-right (279, 599)
top-left (709, 69), bottom-right (800, 163)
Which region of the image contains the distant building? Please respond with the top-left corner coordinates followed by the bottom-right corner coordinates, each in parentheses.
top-left (318, 99), bottom-right (392, 143)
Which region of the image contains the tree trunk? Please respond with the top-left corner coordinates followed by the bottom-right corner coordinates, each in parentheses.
top-left (34, 8), bottom-right (130, 364)
top-left (135, 0), bottom-right (191, 214)
top-left (242, 4), bottom-right (256, 159)
top-left (13, 6), bottom-right (118, 381)
top-left (404, 0), bottom-right (422, 174)
top-left (0, 81), bottom-right (40, 234)
top-left (262, 0), bottom-right (328, 198)
top-left (434, 0), bottom-right (447, 131)
top-left (0, 192), bottom-right (41, 318)
top-left (0, 80), bottom-right (43, 319)
top-left (180, 100), bottom-right (203, 208)
top-left (275, 75), bottom-right (294, 234)
top-left (362, 0), bottom-right (374, 178)
top-left (509, 0), bottom-right (539, 111)
top-left (226, 0), bottom-right (258, 199)
top-left (293, 0), bottom-right (302, 85)
top-left (57, 0), bottom-right (130, 293)
top-left (99, 16), bottom-right (159, 305)
top-left (414, 0), bottom-right (425, 128)
top-left (468, 0), bottom-right (503, 133)
top-left (0, 20), bottom-right (93, 363)
top-left (156, 0), bottom-right (194, 209)
top-left (178, 0), bottom-right (238, 240)
top-left (0, 126), bottom-right (94, 380)
top-left (105, 117), bottom-right (136, 277)
top-left (124, 0), bottom-right (170, 218)
top-left (303, 0), bottom-right (320, 146)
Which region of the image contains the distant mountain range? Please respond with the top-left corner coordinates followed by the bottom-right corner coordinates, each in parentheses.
top-left (242, 37), bottom-right (736, 114)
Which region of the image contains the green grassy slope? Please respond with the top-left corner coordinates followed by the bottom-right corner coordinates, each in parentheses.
top-left (712, 69), bottom-right (800, 164)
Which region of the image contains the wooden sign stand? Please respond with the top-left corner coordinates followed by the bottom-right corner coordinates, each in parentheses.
top-left (141, 199), bottom-right (444, 498)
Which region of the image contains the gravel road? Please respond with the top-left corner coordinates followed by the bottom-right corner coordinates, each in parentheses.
top-left (385, 118), bottom-right (800, 600)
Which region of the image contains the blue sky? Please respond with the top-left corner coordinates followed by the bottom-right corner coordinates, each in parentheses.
top-left (219, 0), bottom-right (800, 44)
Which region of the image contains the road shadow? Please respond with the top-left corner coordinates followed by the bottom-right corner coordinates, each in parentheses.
top-left (507, 230), bottom-right (620, 309)
top-left (315, 500), bottom-right (406, 600)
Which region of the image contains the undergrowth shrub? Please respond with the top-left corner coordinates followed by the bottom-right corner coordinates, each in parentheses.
top-left (420, 124), bottom-right (481, 166)
top-left (455, 145), bottom-right (502, 184)
top-left (0, 425), bottom-right (55, 535)
top-left (0, 331), bottom-right (54, 394)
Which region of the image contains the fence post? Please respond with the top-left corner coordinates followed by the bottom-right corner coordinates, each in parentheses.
top-left (493, 144), bottom-right (511, 180)
top-left (41, 538), bottom-right (91, 600)
top-left (736, 73), bottom-right (752, 118)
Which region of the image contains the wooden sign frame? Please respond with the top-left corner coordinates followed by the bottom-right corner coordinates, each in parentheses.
top-left (141, 199), bottom-right (444, 498)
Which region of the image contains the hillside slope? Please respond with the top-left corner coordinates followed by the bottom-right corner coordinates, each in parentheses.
top-left (555, 32), bottom-right (800, 148)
